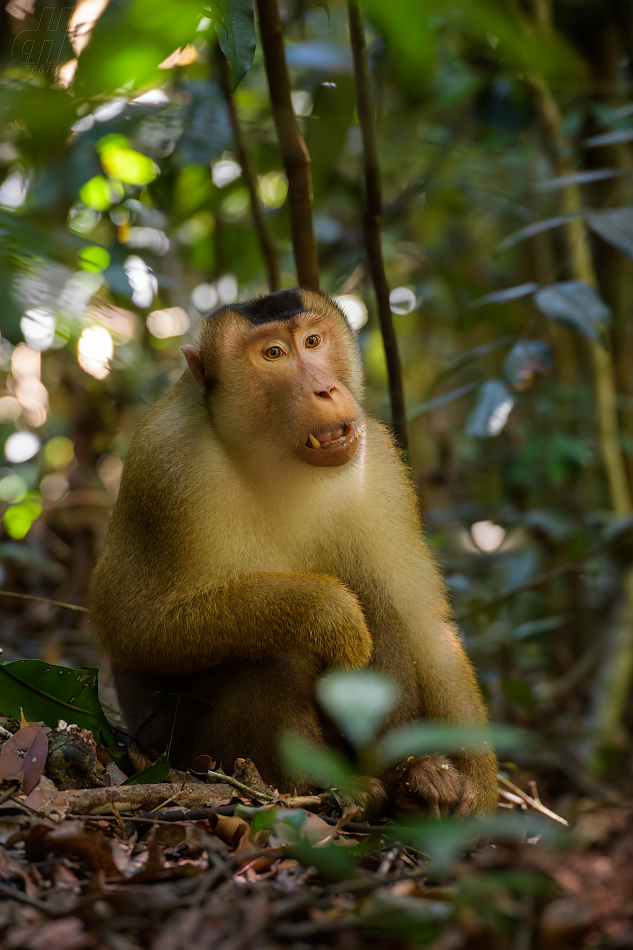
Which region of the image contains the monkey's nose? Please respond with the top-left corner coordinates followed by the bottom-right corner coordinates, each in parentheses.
top-left (315, 385), bottom-right (338, 399)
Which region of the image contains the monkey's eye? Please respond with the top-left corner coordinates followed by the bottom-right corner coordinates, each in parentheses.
top-left (264, 345), bottom-right (283, 360)
top-left (305, 335), bottom-right (321, 348)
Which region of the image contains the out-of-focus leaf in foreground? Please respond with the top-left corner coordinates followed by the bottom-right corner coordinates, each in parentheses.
top-left (376, 721), bottom-right (528, 769)
top-left (73, 0), bottom-right (203, 98)
top-left (316, 669), bottom-right (399, 748)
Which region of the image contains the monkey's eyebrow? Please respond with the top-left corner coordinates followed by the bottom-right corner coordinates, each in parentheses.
top-left (248, 315), bottom-right (329, 342)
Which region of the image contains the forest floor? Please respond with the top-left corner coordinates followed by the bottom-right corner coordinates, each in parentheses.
top-left (1, 589), bottom-right (633, 949)
top-left (1, 708), bottom-right (633, 950)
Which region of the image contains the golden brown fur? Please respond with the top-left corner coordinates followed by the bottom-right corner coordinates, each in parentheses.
top-left (91, 288), bottom-right (497, 814)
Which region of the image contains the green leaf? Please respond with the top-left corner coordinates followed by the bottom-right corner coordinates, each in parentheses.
top-left (316, 670), bottom-right (399, 747)
top-left (466, 380), bottom-right (514, 438)
top-left (122, 751), bottom-right (169, 785)
top-left (588, 208), bottom-right (633, 261)
top-left (376, 721), bottom-right (526, 769)
top-left (74, 0), bottom-right (203, 99)
top-left (357, 890), bottom-right (451, 942)
top-left (0, 660), bottom-right (116, 746)
top-left (278, 733), bottom-right (357, 794)
top-left (469, 283), bottom-right (538, 309)
top-left (209, 0), bottom-right (256, 90)
top-left (534, 281), bottom-right (611, 339)
top-left (503, 340), bottom-right (554, 391)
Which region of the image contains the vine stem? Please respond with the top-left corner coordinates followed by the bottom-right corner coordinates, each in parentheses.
top-left (255, 0), bottom-right (319, 290)
top-left (347, 0), bottom-right (408, 453)
top-left (216, 47), bottom-right (280, 292)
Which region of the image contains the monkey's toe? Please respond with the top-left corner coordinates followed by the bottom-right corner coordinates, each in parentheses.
top-left (382, 756), bottom-right (464, 818)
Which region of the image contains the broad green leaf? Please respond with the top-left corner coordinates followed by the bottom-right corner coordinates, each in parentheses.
top-left (357, 890), bottom-right (451, 942)
top-left (0, 660), bottom-right (116, 746)
top-left (122, 751), bottom-right (169, 785)
top-left (278, 733), bottom-right (357, 794)
top-left (376, 721), bottom-right (526, 769)
top-left (316, 670), bottom-right (399, 747)
top-left (361, 0), bottom-right (585, 91)
top-left (389, 812), bottom-right (567, 875)
top-left (588, 208), bottom-right (633, 261)
top-left (533, 169), bottom-right (619, 192)
top-left (503, 340), bottom-right (554, 391)
top-left (498, 214), bottom-right (580, 252)
top-left (73, 0), bottom-right (202, 99)
top-left (584, 129), bottom-right (633, 147)
top-left (466, 380), bottom-right (514, 438)
top-left (534, 281), bottom-right (611, 339)
top-left (209, 0), bottom-right (256, 90)
top-left (469, 283), bottom-right (538, 309)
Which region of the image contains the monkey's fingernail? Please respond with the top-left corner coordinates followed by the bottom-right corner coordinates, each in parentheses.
top-left (308, 433), bottom-right (320, 448)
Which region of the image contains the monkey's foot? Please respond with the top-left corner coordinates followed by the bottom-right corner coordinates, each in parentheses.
top-left (329, 775), bottom-right (387, 818)
top-left (381, 756), bottom-right (468, 818)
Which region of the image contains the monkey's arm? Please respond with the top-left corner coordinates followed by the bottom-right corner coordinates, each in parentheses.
top-left (414, 620), bottom-right (498, 814)
top-left (91, 571), bottom-right (372, 676)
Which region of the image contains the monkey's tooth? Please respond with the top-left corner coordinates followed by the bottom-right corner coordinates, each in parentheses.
top-left (308, 433), bottom-right (320, 448)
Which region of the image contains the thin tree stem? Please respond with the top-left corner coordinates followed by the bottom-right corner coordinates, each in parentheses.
top-left (347, 0), bottom-right (408, 452)
top-left (217, 47), bottom-right (280, 292)
top-left (254, 0), bottom-right (319, 290)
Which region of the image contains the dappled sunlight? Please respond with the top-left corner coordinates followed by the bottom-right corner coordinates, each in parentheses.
top-left (77, 326), bottom-right (113, 379)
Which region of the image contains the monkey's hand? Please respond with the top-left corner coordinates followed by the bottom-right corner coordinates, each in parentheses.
top-left (380, 756), bottom-right (467, 818)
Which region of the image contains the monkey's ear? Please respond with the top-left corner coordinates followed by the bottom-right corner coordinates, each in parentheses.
top-left (181, 345), bottom-right (205, 389)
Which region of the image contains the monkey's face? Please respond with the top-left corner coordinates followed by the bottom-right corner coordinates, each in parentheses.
top-left (195, 311), bottom-right (363, 469)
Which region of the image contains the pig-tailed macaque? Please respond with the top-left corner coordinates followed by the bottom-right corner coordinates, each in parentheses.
top-left (91, 289), bottom-right (497, 815)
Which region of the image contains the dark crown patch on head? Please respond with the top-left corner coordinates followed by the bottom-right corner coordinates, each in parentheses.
top-left (226, 289), bottom-right (306, 325)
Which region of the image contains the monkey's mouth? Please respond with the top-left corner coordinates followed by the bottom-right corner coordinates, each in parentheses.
top-left (304, 422), bottom-right (361, 451)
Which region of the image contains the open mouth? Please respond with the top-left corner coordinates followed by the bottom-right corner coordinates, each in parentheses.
top-left (305, 421), bottom-right (362, 451)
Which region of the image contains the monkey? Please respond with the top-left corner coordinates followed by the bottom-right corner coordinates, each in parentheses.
top-left (90, 288), bottom-right (497, 815)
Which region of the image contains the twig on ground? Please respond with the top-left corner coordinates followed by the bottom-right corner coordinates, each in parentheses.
top-left (206, 768), bottom-right (276, 802)
top-left (497, 774), bottom-right (568, 826)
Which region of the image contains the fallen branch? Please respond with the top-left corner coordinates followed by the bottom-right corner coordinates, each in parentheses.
top-left (15, 781), bottom-right (236, 816)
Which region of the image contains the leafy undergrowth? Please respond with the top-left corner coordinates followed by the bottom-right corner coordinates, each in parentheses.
top-left (1, 713), bottom-right (633, 949)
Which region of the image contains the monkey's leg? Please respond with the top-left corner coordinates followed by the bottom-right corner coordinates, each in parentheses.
top-left (114, 656), bottom-right (329, 792)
